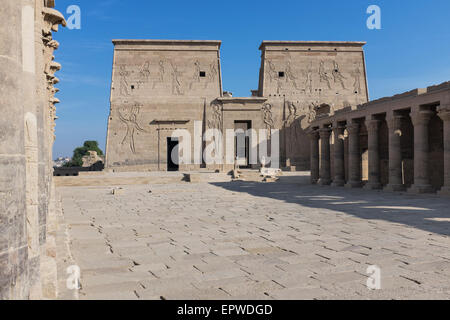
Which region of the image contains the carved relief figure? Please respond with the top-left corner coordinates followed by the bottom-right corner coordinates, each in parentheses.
top-left (262, 103), bottom-right (275, 131)
top-left (266, 60), bottom-right (277, 82)
top-left (284, 102), bottom-right (300, 154)
top-left (319, 61), bottom-right (332, 89)
top-left (308, 102), bottom-right (318, 123)
top-left (206, 62), bottom-right (218, 88)
top-left (208, 102), bottom-right (222, 156)
top-left (285, 61), bottom-right (299, 90)
top-left (118, 104), bottom-right (145, 154)
top-left (170, 62), bottom-right (183, 95)
top-left (208, 103), bottom-right (222, 130)
top-left (351, 63), bottom-right (362, 93)
top-left (332, 61), bottom-right (346, 90)
top-left (139, 61), bottom-right (150, 81)
top-left (119, 65), bottom-right (130, 96)
top-left (304, 62), bottom-right (313, 93)
top-left (152, 60), bottom-right (165, 89)
top-left (189, 60), bottom-right (201, 89)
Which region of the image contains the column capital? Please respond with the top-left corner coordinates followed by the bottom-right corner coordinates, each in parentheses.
top-left (319, 127), bottom-right (332, 138)
top-left (410, 110), bottom-right (435, 126)
top-left (332, 123), bottom-right (345, 133)
top-left (438, 104), bottom-right (450, 121)
top-left (366, 119), bottom-right (381, 132)
top-left (346, 122), bottom-right (360, 134)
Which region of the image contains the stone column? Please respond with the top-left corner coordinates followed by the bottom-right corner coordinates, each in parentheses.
top-left (384, 114), bottom-right (405, 192)
top-left (331, 125), bottom-right (345, 186)
top-left (309, 130), bottom-right (320, 184)
top-left (438, 105), bottom-right (450, 196)
top-left (408, 110), bottom-right (435, 193)
top-left (345, 122), bottom-right (362, 188)
top-left (0, 0), bottom-right (28, 300)
top-left (319, 128), bottom-right (332, 185)
top-left (364, 119), bottom-right (382, 190)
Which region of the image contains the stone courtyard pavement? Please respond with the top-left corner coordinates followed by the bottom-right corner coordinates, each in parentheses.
top-left (57, 173), bottom-right (450, 300)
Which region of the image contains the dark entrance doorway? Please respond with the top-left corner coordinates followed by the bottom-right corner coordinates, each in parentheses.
top-left (167, 137), bottom-right (179, 171)
top-left (234, 120), bottom-right (251, 168)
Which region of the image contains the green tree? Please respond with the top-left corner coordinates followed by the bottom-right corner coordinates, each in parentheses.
top-left (65, 141), bottom-right (103, 167)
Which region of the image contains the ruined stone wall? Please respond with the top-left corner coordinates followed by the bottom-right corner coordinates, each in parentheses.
top-left (0, 0), bottom-right (65, 300)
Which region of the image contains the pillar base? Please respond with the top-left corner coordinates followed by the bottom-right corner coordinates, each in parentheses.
top-left (318, 178), bottom-right (331, 186)
top-left (311, 179), bottom-right (319, 185)
top-left (408, 184), bottom-right (435, 194)
top-left (438, 186), bottom-right (450, 196)
top-left (384, 184), bottom-right (406, 192)
top-left (331, 179), bottom-right (345, 187)
top-left (364, 182), bottom-right (382, 190)
top-left (345, 180), bottom-right (362, 188)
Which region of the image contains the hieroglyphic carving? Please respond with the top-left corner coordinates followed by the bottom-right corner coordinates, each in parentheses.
top-left (170, 62), bottom-right (183, 95)
top-left (266, 60), bottom-right (277, 82)
top-left (118, 103), bottom-right (146, 153)
top-left (206, 62), bottom-right (218, 88)
top-left (189, 60), bottom-right (201, 89)
top-left (208, 102), bottom-right (222, 130)
top-left (319, 61), bottom-right (332, 90)
top-left (208, 102), bottom-right (222, 156)
top-left (119, 65), bottom-right (130, 96)
top-left (262, 103), bottom-right (274, 131)
top-left (332, 61), bottom-right (346, 90)
top-left (285, 61), bottom-right (299, 90)
top-left (351, 63), bottom-right (362, 93)
top-left (307, 101), bottom-right (318, 123)
top-left (303, 62), bottom-right (313, 93)
top-left (152, 60), bottom-right (165, 89)
top-left (139, 61), bottom-right (150, 82)
top-left (284, 102), bottom-right (301, 154)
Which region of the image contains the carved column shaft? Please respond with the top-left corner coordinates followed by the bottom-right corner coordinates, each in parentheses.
top-left (345, 122), bottom-right (362, 188)
top-left (384, 115), bottom-right (405, 191)
top-left (331, 126), bottom-right (345, 186)
top-left (438, 106), bottom-right (450, 195)
top-left (309, 130), bottom-right (320, 184)
top-left (319, 128), bottom-right (332, 185)
top-left (365, 119), bottom-right (382, 189)
top-left (408, 110), bottom-right (435, 193)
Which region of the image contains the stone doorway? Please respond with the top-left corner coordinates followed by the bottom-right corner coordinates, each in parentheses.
top-left (234, 121), bottom-right (251, 168)
top-left (167, 137), bottom-right (179, 171)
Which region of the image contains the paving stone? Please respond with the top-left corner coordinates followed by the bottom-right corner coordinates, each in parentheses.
top-left (58, 180), bottom-right (450, 299)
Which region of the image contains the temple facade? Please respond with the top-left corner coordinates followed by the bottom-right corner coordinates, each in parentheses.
top-left (105, 40), bottom-right (369, 172)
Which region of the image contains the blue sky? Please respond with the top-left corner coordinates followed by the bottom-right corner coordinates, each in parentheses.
top-left (53, 0), bottom-right (450, 158)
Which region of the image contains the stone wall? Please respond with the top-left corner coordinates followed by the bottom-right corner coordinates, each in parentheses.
top-left (259, 41), bottom-right (368, 169)
top-left (0, 0), bottom-right (65, 299)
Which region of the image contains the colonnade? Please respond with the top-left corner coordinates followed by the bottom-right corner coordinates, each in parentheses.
top-left (309, 105), bottom-right (450, 195)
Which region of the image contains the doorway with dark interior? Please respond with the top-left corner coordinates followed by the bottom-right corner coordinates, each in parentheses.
top-left (167, 137), bottom-right (179, 171)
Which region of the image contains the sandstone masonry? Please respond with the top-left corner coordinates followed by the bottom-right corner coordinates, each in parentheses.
top-left (0, 0), bottom-right (65, 299)
top-left (105, 40), bottom-right (368, 172)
